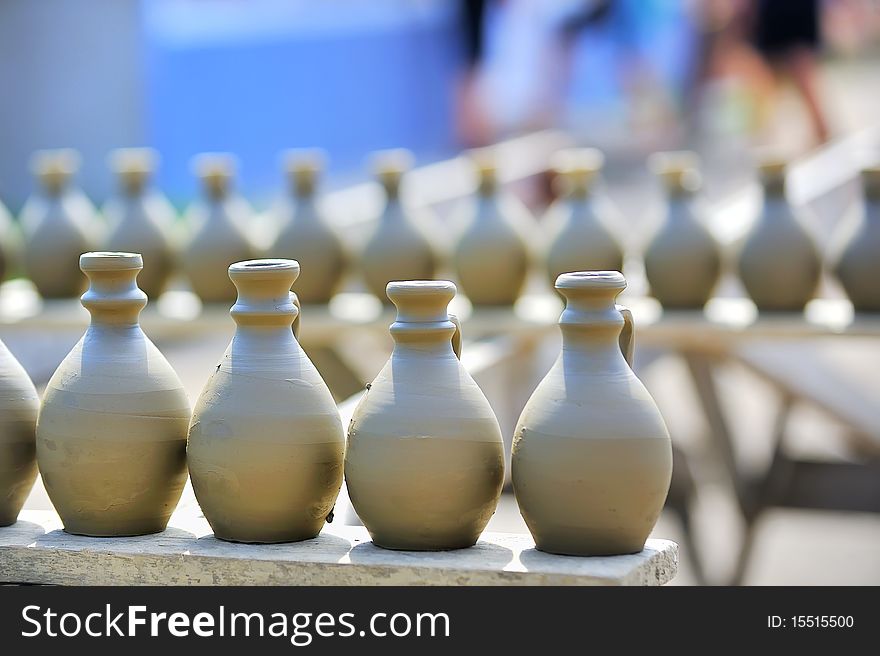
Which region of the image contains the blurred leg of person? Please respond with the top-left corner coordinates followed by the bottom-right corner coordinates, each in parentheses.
top-left (753, 0), bottom-right (830, 146)
top-left (456, 0), bottom-right (493, 147)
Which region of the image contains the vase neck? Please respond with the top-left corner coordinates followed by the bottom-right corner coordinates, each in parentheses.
top-left (229, 259), bottom-right (300, 329)
top-left (556, 271), bottom-right (627, 344)
top-left (80, 252), bottom-right (147, 326)
top-left (388, 280), bottom-right (458, 353)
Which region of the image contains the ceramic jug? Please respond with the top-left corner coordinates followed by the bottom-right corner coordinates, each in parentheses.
top-left (187, 259), bottom-right (344, 543)
top-left (643, 152), bottom-right (721, 309)
top-left (832, 166), bottom-right (880, 312)
top-left (360, 151), bottom-right (438, 303)
top-left (512, 271), bottom-right (672, 556)
top-left (20, 149), bottom-right (99, 298)
top-left (36, 252), bottom-right (190, 536)
top-left (544, 148), bottom-right (623, 285)
top-left (737, 157), bottom-right (822, 312)
top-left (181, 153), bottom-right (255, 303)
top-left (345, 280), bottom-right (505, 550)
top-left (103, 148), bottom-right (177, 299)
top-left (453, 150), bottom-right (530, 305)
top-left (0, 337), bottom-right (40, 526)
top-left (268, 150), bottom-right (347, 304)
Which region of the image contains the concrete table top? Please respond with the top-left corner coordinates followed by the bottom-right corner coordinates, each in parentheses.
top-left (0, 507), bottom-right (677, 586)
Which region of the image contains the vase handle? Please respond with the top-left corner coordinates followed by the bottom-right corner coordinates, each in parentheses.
top-left (291, 291), bottom-right (301, 341)
top-left (616, 304), bottom-right (634, 368)
top-left (449, 314), bottom-right (462, 360)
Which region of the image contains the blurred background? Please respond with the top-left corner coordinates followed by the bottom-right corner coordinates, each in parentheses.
top-left (1, 0), bottom-right (880, 585)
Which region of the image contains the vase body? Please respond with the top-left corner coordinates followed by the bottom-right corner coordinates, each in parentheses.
top-left (361, 151), bottom-right (437, 303)
top-left (269, 151), bottom-right (347, 304)
top-left (833, 166), bottom-right (880, 312)
top-left (0, 199), bottom-right (21, 284)
top-left (182, 154), bottom-right (254, 303)
top-left (21, 149), bottom-right (99, 298)
top-left (738, 159), bottom-right (821, 311)
top-left (0, 338), bottom-right (39, 526)
top-left (453, 153), bottom-right (530, 305)
top-left (512, 271), bottom-right (672, 555)
top-left (545, 149), bottom-right (623, 284)
top-left (188, 259), bottom-right (345, 543)
top-left (36, 252), bottom-right (190, 536)
top-left (345, 280), bottom-right (505, 550)
top-left (103, 148), bottom-right (177, 299)
top-left (643, 152), bottom-right (721, 309)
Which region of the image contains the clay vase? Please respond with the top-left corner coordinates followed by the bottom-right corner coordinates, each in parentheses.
top-left (833, 166), bottom-right (880, 312)
top-left (643, 152), bottom-right (721, 309)
top-left (453, 150), bottom-right (530, 305)
top-left (268, 150), bottom-right (347, 304)
top-left (103, 148), bottom-right (177, 299)
top-left (36, 252), bottom-right (190, 536)
top-left (0, 337), bottom-right (40, 526)
top-left (20, 149), bottom-right (99, 298)
top-left (737, 158), bottom-right (822, 311)
top-left (360, 150), bottom-right (438, 303)
top-left (181, 154), bottom-right (254, 303)
top-left (545, 148), bottom-right (623, 285)
top-left (187, 259), bottom-right (344, 543)
top-left (512, 271), bottom-right (672, 556)
top-left (345, 280), bottom-right (505, 550)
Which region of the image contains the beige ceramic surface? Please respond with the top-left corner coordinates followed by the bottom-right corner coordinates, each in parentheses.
top-left (360, 151), bottom-right (438, 303)
top-left (345, 280), bottom-right (505, 550)
top-left (545, 148), bottom-right (623, 283)
top-left (0, 200), bottom-right (25, 284)
top-left (268, 150), bottom-right (347, 304)
top-left (20, 149), bottom-right (99, 298)
top-left (0, 337), bottom-right (39, 526)
top-left (833, 166), bottom-right (880, 312)
top-left (512, 271), bottom-right (672, 556)
top-left (643, 152), bottom-right (721, 309)
top-left (103, 148), bottom-right (177, 299)
top-left (453, 151), bottom-right (530, 305)
top-left (737, 158), bottom-right (822, 312)
top-left (181, 154), bottom-right (255, 303)
top-left (187, 259), bottom-right (345, 543)
top-left (36, 252), bottom-right (191, 536)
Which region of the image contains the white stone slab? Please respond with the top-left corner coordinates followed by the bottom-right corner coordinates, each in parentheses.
top-left (0, 509), bottom-right (677, 586)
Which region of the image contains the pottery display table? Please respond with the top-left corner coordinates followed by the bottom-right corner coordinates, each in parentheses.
top-left (0, 505), bottom-right (677, 586)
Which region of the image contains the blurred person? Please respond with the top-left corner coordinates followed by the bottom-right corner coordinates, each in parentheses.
top-left (751, 0), bottom-right (831, 145)
top-left (454, 0), bottom-right (674, 146)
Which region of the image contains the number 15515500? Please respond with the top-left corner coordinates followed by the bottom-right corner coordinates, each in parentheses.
top-left (768, 616), bottom-right (854, 629)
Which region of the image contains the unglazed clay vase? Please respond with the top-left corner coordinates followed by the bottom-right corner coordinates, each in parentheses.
top-left (512, 271), bottom-right (672, 556)
top-left (36, 252), bottom-right (190, 536)
top-left (361, 151), bottom-right (438, 303)
top-left (268, 150), bottom-right (347, 304)
top-left (453, 150), bottom-right (530, 305)
top-left (181, 154), bottom-right (254, 303)
top-left (103, 148), bottom-right (177, 299)
top-left (737, 157), bottom-right (821, 312)
top-left (0, 337), bottom-right (39, 526)
top-left (643, 152), bottom-right (721, 309)
top-left (833, 166), bottom-right (880, 312)
top-left (544, 148), bottom-right (623, 285)
top-left (345, 281), bottom-right (505, 550)
top-left (188, 259), bottom-right (344, 543)
top-left (20, 149), bottom-right (99, 298)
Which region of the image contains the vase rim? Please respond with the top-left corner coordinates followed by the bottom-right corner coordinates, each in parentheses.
top-left (80, 252), bottom-right (143, 271)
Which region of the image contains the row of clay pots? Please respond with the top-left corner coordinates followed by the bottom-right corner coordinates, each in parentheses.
top-left (7, 145), bottom-right (869, 312)
top-left (0, 252), bottom-right (671, 556)
top-left (565, 149), bottom-right (880, 313)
